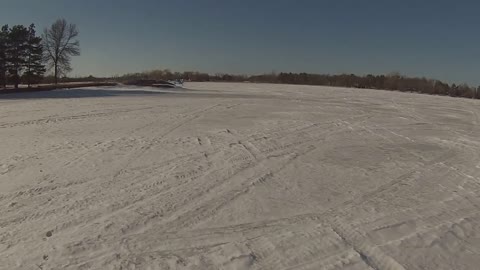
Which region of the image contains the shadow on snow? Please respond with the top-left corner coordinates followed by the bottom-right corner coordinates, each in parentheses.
top-left (0, 88), bottom-right (173, 100)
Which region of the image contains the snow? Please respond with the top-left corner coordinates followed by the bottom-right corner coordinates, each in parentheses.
top-left (1, 82), bottom-right (480, 269)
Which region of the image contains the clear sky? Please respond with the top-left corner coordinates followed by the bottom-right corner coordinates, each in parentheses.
top-left (2, 0), bottom-right (480, 84)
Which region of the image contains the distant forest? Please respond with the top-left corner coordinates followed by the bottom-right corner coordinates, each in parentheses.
top-left (2, 20), bottom-right (479, 100)
top-left (114, 69), bottom-right (480, 99)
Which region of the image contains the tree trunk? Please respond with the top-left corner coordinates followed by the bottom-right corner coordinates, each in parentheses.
top-left (0, 71), bottom-right (5, 89)
top-left (54, 64), bottom-right (58, 86)
top-left (13, 71), bottom-right (19, 89)
top-left (27, 63), bottom-right (31, 88)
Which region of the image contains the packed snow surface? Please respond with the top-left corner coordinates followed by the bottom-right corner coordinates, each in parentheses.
top-left (1, 82), bottom-right (480, 270)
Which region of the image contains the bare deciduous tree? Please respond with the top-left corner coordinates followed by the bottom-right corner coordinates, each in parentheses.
top-left (42, 19), bottom-right (80, 85)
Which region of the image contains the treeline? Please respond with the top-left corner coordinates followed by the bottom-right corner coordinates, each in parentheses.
top-left (0, 19), bottom-right (80, 89)
top-left (116, 69), bottom-right (480, 99)
top-left (0, 24), bottom-right (45, 88)
top-left (42, 75), bottom-right (107, 84)
top-left (253, 72), bottom-right (480, 99)
top-left (117, 70), bottom-right (210, 82)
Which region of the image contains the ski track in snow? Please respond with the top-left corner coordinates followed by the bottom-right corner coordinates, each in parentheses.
top-left (1, 82), bottom-right (480, 270)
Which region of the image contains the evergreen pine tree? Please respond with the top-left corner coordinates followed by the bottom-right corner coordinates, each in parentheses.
top-left (6, 25), bottom-right (29, 89)
top-left (0, 25), bottom-right (8, 88)
top-left (23, 24), bottom-right (45, 87)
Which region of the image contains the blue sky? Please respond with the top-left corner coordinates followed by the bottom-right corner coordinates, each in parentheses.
top-left (2, 0), bottom-right (480, 84)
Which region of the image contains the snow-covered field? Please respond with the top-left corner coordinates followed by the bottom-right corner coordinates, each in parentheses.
top-left (1, 82), bottom-right (480, 270)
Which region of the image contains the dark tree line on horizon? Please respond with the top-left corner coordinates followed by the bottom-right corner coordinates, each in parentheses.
top-left (0, 19), bottom-right (80, 89)
top-left (116, 69), bottom-right (480, 99)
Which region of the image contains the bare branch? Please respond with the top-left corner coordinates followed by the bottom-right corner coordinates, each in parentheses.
top-left (42, 19), bottom-right (80, 84)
